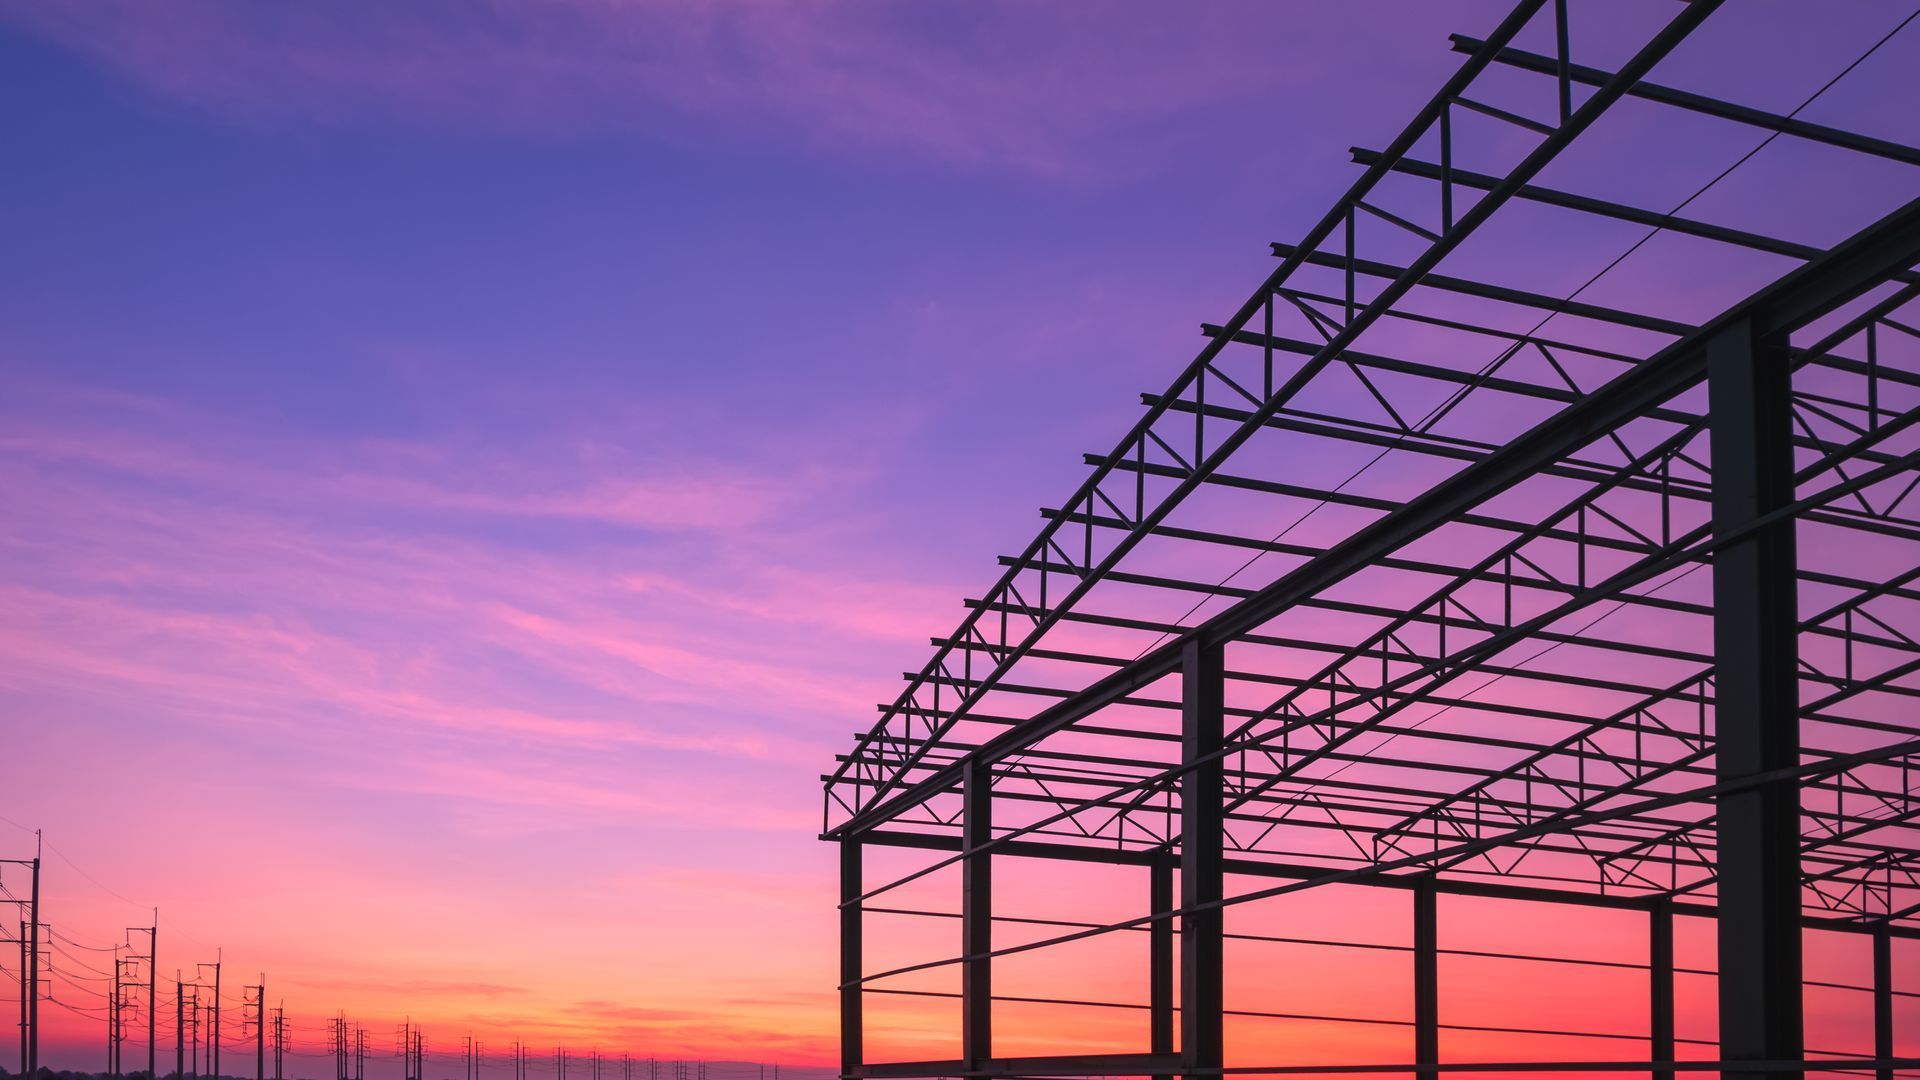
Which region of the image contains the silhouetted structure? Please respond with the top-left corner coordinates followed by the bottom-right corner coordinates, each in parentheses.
top-left (822, 2), bottom-right (1920, 1078)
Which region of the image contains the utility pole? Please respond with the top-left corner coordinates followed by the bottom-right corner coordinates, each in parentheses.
top-left (271, 1006), bottom-right (285, 1080)
top-left (113, 939), bottom-right (148, 1077)
top-left (27, 832), bottom-right (38, 1078)
top-left (110, 944), bottom-right (121, 1076)
top-left (196, 957), bottom-right (221, 1080)
top-left (148, 913), bottom-right (159, 1080)
top-left (112, 931), bottom-right (153, 1079)
top-left (2, 836), bottom-right (41, 1077)
top-left (16, 918), bottom-right (25, 1077)
top-left (243, 977), bottom-right (265, 1080)
top-left (355, 1025), bottom-right (365, 1080)
top-left (188, 981), bottom-right (201, 1079)
top-left (212, 957), bottom-right (222, 1080)
top-left (176, 976), bottom-right (185, 1080)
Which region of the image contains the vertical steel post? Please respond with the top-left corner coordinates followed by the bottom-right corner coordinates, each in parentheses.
top-left (1873, 927), bottom-right (1893, 1080)
top-left (1650, 898), bottom-right (1674, 1080)
top-left (1150, 857), bottom-right (1174, 1080)
top-left (176, 980), bottom-right (185, 1080)
top-left (1413, 877), bottom-right (1438, 1080)
top-left (1180, 639), bottom-right (1224, 1080)
top-left (961, 758), bottom-right (993, 1070)
top-left (256, 979), bottom-right (265, 1080)
top-left (1707, 318), bottom-right (1804, 1080)
top-left (839, 839), bottom-right (863, 1078)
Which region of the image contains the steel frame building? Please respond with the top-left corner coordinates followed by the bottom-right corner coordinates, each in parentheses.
top-left (821, 2), bottom-right (1919, 1078)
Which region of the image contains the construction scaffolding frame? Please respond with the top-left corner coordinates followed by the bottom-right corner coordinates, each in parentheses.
top-left (822, 2), bottom-right (1920, 1078)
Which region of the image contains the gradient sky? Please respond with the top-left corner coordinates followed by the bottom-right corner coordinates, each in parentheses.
top-left (4, 1), bottom-right (1915, 1075)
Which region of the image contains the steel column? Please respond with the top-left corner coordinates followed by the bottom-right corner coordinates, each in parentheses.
top-left (1651, 898), bottom-right (1675, 1080)
top-left (1180, 640), bottom-right (1224, 1079)
top-left (1150, 858), bottom-right (1174, 1080)
top-left (841, 840), bottom-right (864, 1079)
top-left (1413, 878), bottom-right (1438, 1080)
top-left (1874, 926), bottom-right (1893, 1080)
top-left (961, 759), bottom-right (992, 1070)
top-left (1706, 317), bottom-right (1803, 1078)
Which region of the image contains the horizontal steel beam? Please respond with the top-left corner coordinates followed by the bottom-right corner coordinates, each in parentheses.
top-left (1267, 244), bottom-right (1692, 334)
top-left (1354, 148), bottom-right (1920, 289)
top-left (849, 1053), bottom-right (1181, 1079)
top-left (1452, 35), bottom-right (1920, 168)
top-left (843, 828), bottom-right (1920, 939)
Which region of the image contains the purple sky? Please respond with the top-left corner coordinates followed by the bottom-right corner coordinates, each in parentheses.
top-left (3, 0), bottom-right (1918, 1068)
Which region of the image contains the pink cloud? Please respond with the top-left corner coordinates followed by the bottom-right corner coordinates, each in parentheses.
top-left (0, 419), bottom-right (818, 534)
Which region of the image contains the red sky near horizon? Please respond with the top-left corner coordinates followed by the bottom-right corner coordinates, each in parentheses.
top-left (3, 0), bottom-right (1917, 1076)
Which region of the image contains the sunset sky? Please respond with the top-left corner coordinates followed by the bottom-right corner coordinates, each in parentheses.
top-left (3, 0), bottom-right (1916, 1075)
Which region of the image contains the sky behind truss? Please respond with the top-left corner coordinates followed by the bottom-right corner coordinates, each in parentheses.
top-left (2, 0), bottom-right (1916, 1071)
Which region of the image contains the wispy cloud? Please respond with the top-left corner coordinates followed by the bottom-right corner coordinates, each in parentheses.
top-left (0, 381), bottom-right (939, 788)
top-left (0, 0), bottom-right (1387, 174)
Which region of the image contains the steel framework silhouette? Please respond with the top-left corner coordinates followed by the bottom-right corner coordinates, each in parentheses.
top-left (821, 2), bottom-right (1920, 1079)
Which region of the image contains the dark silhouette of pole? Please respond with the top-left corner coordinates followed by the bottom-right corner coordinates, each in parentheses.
top-left (211, 958), bottom-right (221, 1080)
top-left (176, 977), bottom-right (185, 1080)
top-left (249, 977), bottom-right (265, 1080)
top-left (110, 946), bottom-right (121, 1076)
top-left (17, 918), bottom-right (25, 1075)
top-left (27, 832), bottom-right (40, 1076)
top-left (149, 914), bottom-right (158, 1080)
